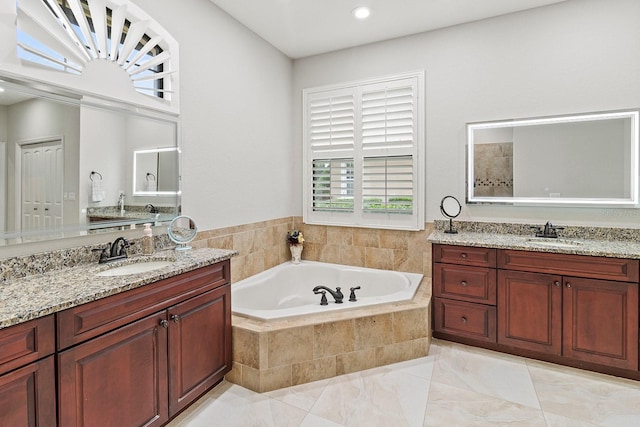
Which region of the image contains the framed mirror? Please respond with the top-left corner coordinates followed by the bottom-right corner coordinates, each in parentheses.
top-left (133, 147), bottom-right (180, 195)
top-left (467, 110), bottom-right (639, 205)
top-left (0, 75), bottom-right (181, 246)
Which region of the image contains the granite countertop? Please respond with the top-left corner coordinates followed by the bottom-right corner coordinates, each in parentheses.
top-left (428, 229), bottom-right (640, 259)
top-left (0, 247), bottom-right (237, 330)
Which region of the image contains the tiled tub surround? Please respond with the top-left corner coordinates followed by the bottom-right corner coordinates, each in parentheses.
top-left (190, 217), bottom-right (435, 283)
top-left (226, 277), bottom-right (431, 393)
top-left (0, 247), bottom-right (236, 329)
top-left (430, 219), bottom-right (640, 258)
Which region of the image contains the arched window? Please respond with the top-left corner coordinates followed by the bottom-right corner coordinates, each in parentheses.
top-left (16, 0), bottom-right (176, 101)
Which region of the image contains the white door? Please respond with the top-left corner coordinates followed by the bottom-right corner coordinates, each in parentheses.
top-left (20, 139), bottom-right (63, 231)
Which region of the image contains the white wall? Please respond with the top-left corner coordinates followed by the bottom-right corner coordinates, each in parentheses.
top-left (292, 0), bottom-right (640, 227)
top-left (132, 0), bottom-right (294, 231)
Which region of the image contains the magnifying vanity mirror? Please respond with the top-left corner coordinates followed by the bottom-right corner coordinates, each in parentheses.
top-left (467, 110), bottom-right (639, 206)
top-left (0, 75), bottom-right (181, 247)
top-left (440, 195), bottom-right (462, 234)
top-left (168, 215), bottom-right (197, 250)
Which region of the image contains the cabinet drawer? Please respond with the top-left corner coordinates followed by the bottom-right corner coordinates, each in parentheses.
top-left (433, 263), bottom-right (496, 305)
top-left (58, 261), bottom-right (230, 349)
top-left (433, 244), bottom-right (496, 267)
top-left (498, 250), bottom-right (639, 282)
top-left (0, 315), bottom-right (55, 375)
top-left (433, 297), bottom-right (496, 343)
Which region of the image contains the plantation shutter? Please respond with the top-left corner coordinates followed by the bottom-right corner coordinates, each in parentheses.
top-left (303, 72), bottom-right (424, 230)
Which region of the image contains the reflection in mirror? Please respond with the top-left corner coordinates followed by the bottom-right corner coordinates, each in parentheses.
top-left (0, 76), bottom-right (181, 246)
top-left (467, 111), bottom-right (639, 205)
top-left (133, 148), bottom-right (180, 195)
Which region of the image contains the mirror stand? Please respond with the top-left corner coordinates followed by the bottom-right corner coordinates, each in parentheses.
top-left (440, 196), bottom-right (462, 234)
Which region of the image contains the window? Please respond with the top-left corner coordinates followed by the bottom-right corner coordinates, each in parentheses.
top-left (303, 71), bottom-right (425, 230)
top-left (15, 0), bottom-right (173, 100)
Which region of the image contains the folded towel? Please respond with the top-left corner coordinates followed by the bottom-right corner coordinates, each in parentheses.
top-left (146, 180), bottom-right (157, 192)
top-left (91, 180), bottom-right (104, 202)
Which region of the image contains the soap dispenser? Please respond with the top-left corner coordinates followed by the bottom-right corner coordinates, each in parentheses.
top-left (142, 223), bottom-right (154, 255)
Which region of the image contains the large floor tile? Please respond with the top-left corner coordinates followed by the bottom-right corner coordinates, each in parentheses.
top-left (528, 361), bottom-right (640, 427)
top-left (309, 367), bottom-right (430, 427)
top-left (424, 382), bottom-right (547, 426)
top-left (431, 341), bottom-right (540, 409)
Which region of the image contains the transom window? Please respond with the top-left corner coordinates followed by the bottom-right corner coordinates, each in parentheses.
top-left (303, 71), bottom-right (425, 230)
top-left (16, 0), bottom-right (173, 100)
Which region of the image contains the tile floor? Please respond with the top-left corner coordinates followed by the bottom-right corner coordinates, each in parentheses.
top-left (167, 340), bottom-right (640, 426)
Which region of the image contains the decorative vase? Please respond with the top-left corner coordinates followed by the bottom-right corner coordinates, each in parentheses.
top-left (289, 244), bottom-right (303, 264)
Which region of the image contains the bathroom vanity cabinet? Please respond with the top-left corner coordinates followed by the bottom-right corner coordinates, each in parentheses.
top-left (0, 315), bottom-right (56, 427)
top-left (433, 244), bottom-right (640, 378)
top-left (57, 261), bottom-right (232, 426)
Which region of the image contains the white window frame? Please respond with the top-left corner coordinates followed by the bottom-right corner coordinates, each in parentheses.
top-left (303, 71), bottom-right (425, 231)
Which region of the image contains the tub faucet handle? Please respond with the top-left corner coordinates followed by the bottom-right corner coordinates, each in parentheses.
top-left (349, 286), bottom-right (361, 302)
top-left (314, 289), bottom-right (328, 306)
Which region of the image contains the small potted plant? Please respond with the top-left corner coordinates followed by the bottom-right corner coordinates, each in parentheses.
top-left (287, 230), bottom-right (304, 264)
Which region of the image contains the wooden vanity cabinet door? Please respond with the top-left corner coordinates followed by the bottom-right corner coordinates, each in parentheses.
top-left (58, 312), bottom-right (169, 427)
top-left (168, 283), bottom-right (232, 417)
top-left (562, 277), bottom-right (639, 370)
top-left (0, 356), bottom-right (56, 427)
top-left (497, 270), bottom-right (563, 355)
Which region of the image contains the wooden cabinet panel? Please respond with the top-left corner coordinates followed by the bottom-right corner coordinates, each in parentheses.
top-left (0, 315), bottom-right (55, 375)
top-left (0, 356), bottom-right (56, 427)
top-left (434, 263), bottom-right (496, 305)
top-left (497, 270), bottom-right (562, 355)
top-left (433, 245), bottom-right (496, 268)
top-left (433, 298), bottom-right (496, 343)
top-left (563, 277), bottom-right (639, 370)
top-left (168, 284), bottom-right (231, 416)
top-left (58, 261), bottom-right (230, 349)
top-left (58, 313), bottom-right (169, 427)
top-left (498, 250), bottom-right (639, 282)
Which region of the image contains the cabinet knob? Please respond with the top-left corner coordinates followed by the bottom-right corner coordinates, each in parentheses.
top-left (160, 319), bottom-right (169, 329)
top-left (460, 281), bottom-right (468, 287)
top-left (460, 253), bottom-right (468, 259)
top-left (566, 282), bottom-right (572, 288)
top-left (461, 316), bottom-right (467, 324)
top-left (554, 281), bottom-right (561, 288)
top-left (171, 314), bottom-right (180, 323)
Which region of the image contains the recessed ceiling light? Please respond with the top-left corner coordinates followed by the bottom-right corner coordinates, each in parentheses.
top-left (352, 6), bottom-right (371, 20)
top-left (0, 87), bottom-right (5, 92)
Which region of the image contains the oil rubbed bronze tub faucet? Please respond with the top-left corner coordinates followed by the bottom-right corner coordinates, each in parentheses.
top-left (313, 285), bottom-right (344, 304)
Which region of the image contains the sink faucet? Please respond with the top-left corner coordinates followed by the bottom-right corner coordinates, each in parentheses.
top-left (313, 285), bottom-right (344, 304)
top-left (532, 221), bottom-right (564, 238)
top-left (92, 237), bottom-right (131, 264)
top-left (109, 237), bottom-right (130, 258)
top-left (145, 203), bottom-right (159, 214)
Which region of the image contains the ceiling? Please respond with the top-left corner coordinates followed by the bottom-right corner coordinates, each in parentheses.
top-left (210, 0), bottom-right (568, 59)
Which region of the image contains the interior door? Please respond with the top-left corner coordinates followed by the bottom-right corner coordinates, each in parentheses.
top-left (20, 139), bottom-right (63, 231)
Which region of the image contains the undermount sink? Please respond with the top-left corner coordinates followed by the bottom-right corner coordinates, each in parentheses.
top-left (526, 238), bottom-right (583, 248)
top-left (96, 260), bottom-right (174, 277)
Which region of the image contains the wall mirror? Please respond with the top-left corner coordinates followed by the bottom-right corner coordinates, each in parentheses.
top-left (467, 110), bottom-right (639, 206)
top-left (133, 148), bottom-right (180, 195)
top-left (0, 75), bottom-right (181, 246)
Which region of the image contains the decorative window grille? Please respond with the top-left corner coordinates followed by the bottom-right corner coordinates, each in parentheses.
top-left (303, 72), bottom-right (425, 230)
top-left (15, 0), bottom-right (174, 100)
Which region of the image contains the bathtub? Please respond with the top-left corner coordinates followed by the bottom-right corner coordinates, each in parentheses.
top-left (232, 261), bottom-right (423, 320)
